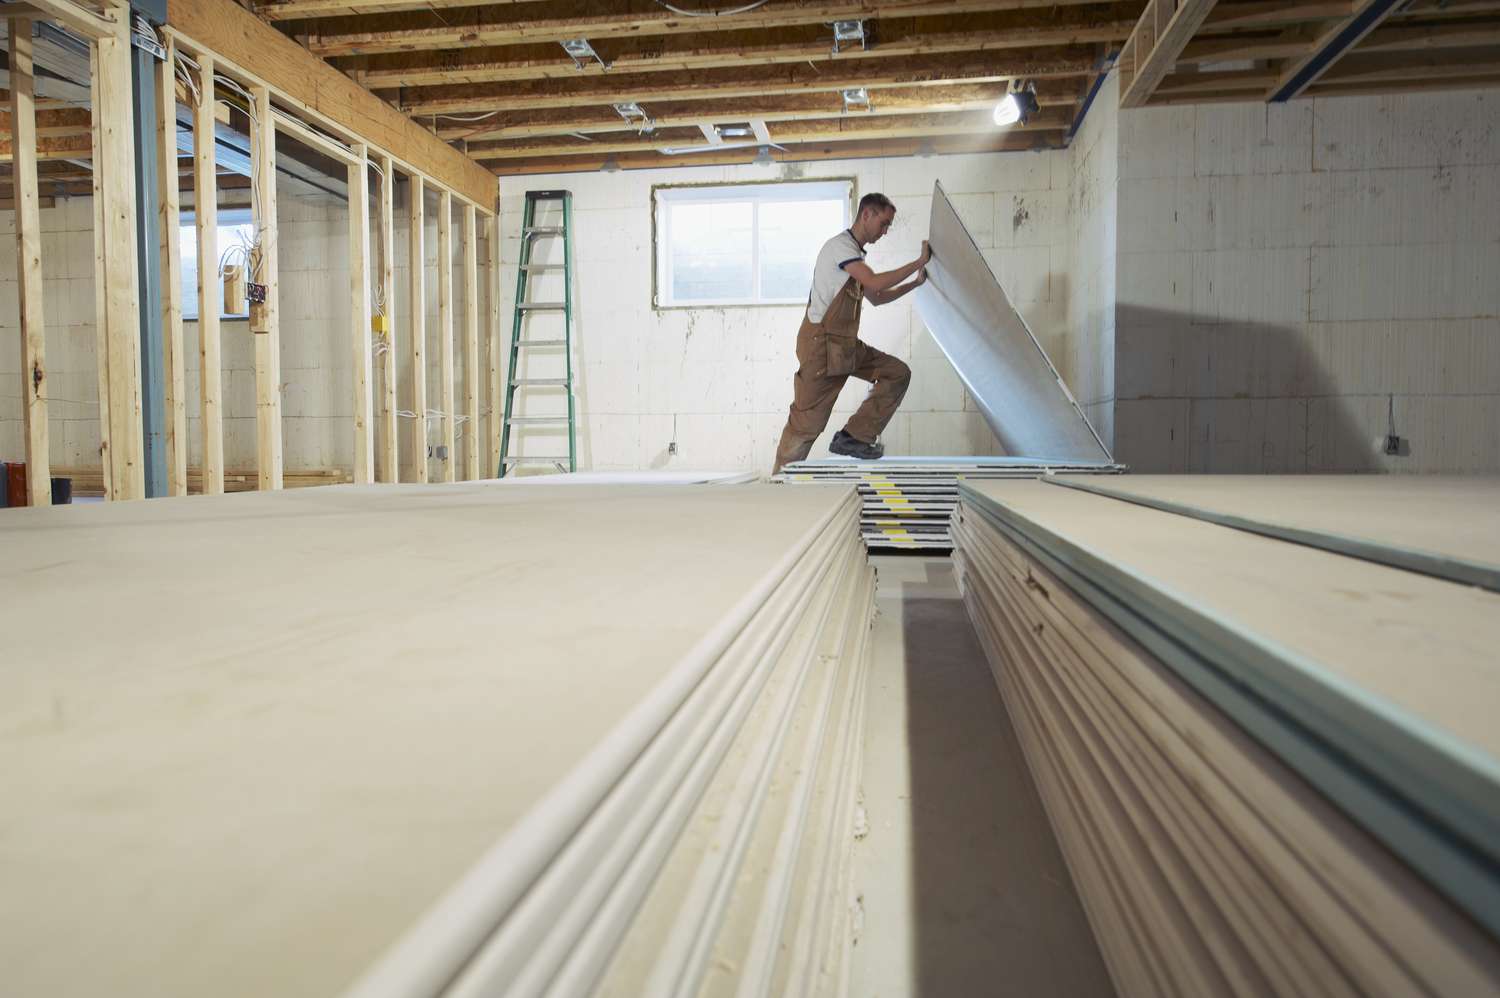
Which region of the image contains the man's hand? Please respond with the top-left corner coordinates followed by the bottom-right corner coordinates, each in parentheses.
top-left (913, 268), bottom-right (928, 287)
top-left (918, 240), bottom-right (932, 266)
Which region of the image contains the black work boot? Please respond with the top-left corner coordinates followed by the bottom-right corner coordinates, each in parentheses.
top-left (829, 429), bottom-right (884, 460)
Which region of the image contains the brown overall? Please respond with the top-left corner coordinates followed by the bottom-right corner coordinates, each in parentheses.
top-left (772, 274), bottom-right (911, 473)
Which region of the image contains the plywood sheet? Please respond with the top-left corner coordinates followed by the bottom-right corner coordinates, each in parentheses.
top-left (0, 482), bottom-right (860, 998)
top-left (1053, 474), bottom-right (1500, 590)
top-left (912, 182), bottom-right (1110, 462)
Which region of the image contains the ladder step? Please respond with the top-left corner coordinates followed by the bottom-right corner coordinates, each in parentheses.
top-left (505, 416), bottom-right (570, 425)
top-left (524, 226), bottom-right (566, 236)
top-left (517, 302), bottom-right (566, 311)
top-left (520, 264), bottom-right (566, 272)
top-left (504, 455), bottom-right (571, 464)
top-left (516, 339), bottom-right (568, 347)
top-left (512, 378), bottom-right (570, 386)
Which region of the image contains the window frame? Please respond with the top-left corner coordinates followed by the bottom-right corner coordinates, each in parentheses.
top-left (651, 178), bottom-right (856, 310)
top-left (179, 208), bottom-right (256, 322)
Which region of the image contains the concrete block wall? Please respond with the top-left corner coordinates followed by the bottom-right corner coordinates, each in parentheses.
top-left (498, 148), bottom-right (1072, 472)
top-left (1066, 72), bottom-right (1120, 451)
top-left (1111, 85), bottom-right (1500, 473)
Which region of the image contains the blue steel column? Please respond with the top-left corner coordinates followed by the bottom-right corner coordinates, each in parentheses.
top-left (130, 8), bottom-right (167, 496)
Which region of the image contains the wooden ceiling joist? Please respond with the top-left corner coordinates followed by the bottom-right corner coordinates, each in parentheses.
top-left (440, 83), bottom-right (1080, 142)
top-left (300, 0), bottom-right (1117, 57)
top-left (466, 107), bottom-right (1070, 161)
top-left (491, 129), bottom-right (1062, 176)
top-left (260, 0), bottom-right (544, 20)
top-left (402, 49), bottom-right (1098, 116)
top-left (1267, 0), bottom-right (1407, 99)
top-left (350, 16), bottom-right (1137, 91)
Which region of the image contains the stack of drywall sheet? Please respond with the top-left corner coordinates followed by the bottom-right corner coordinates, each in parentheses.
top-left (0, 481), bottom-right (873, 998)
top-left (778, 456), bottom-right (1123, 550)
top-left (952, 477), bottom-right (1500, 997)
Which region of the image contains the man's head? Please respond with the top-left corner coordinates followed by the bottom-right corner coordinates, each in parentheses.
top-left (852, 192), bottom-right (896, 245)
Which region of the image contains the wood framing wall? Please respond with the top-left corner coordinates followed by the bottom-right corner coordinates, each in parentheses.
top-left (4, 0), bottom-right (500, 504)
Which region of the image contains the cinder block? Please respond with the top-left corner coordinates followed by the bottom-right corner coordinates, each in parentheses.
top-left (1193, 100), bottom-right (1312, 178)
top-left (1118, 104), bottom-right (1195, 180)
top-left (1190, 247), bottom-right (1310, 327)
top-left (1311, 243), bottom-right (1500, 322)
top-left (1112, 398), bottom-right (1190, 471)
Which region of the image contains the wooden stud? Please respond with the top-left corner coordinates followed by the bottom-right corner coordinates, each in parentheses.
top-left (407, 174), bottom-right (428, 483)
top-left (157, 34), bottom-right (187, 496)
top-left (89, 43), bottom-right (112, 499)
top-left (193, 53), bottom-right (225, 496)
top-left (94, 0), bottom-right (145, 500)
top-left (251, 83), bottom-right (283, 490)
top-left (437, 189), bottom-right (455, 483)
top-left (260, 0), bottom-right (550, 18)
top-left (9, 17), bottom-right (50, 507)
top-left (462, 203), bottom-right (479, 481)
top-left (20, 0), bottom-right (116, 40)
top-left (486, 211), bottom-right (501, 479)
top-left (378, 154), bottom-right (398, 483)
top-left (349, 142), bottom-right (374, 485)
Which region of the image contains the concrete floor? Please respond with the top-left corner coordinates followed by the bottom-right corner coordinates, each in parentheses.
top-left (849, 554), bottom-right (1115, 998)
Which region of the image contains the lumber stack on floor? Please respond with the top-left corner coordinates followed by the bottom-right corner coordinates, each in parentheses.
top-left (952, 477), bottom-right (1500, 998)
top-left (0, 482), bottom-right (873, 998)
top-left (778, 456), bottom-right (1124, 550)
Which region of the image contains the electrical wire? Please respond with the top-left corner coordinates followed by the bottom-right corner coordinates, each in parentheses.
top-left (433, 110), bottom-right (501, 122)
top-left (651, 0), bottom-right (770, 14)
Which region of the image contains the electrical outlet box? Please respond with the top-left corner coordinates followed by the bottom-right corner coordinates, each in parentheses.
top-left (435, 445), bottom-right (449, 461)
top-left (1384, 435), bottom-right (1402, 455)
top-left (371, 314), bottom-right (390, 335)
top-left (246, 282), bottom-right (268, 304)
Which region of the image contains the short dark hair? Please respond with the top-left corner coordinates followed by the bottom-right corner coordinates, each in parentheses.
top-left (857, 192), bottom-right (895, 219)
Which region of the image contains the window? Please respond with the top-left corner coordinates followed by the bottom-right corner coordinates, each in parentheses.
top-left (180, 209), bottom-right (257, 320)
top-left (654, 180), bottom-right (852, 307)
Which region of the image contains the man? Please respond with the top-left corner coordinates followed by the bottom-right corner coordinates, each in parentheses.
top-left (772, 192), bottom-right (931, 474)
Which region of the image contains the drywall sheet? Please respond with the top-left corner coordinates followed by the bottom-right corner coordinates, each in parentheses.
top-left (0, 482), bottom-right (870, 998)
top-left (1051, 474), bottom-right (1500, 591)
top-left (913, 181), bottom-right (1110, 462)
top-left (497, 470), bottom-right (758, 486)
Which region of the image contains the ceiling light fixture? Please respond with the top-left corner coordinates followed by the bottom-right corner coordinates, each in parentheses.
top-left (993, 82), bottom-right (1040, 127)
top-left (831, 20), bottom-right (866, 55)
top-left (599, 154), bottom-right (621, 173)
top-left (612, 101), bottom-right (655, 134)
top-left (561, 38), bottom-right (606, 71)
top-left (841, 87), bottom-right (871, 112)
top-left (753, 145), bottom-right (775, 166)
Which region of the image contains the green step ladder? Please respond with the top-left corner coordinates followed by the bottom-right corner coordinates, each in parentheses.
top-left (499, 189), bottom-right (576, 477)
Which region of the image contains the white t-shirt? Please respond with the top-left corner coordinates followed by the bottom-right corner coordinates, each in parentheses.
top-left (806, 229), bottom-right (865, 323)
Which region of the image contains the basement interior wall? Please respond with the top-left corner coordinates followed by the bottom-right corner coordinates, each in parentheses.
top-left (499, 150), bottom-right (1073, 473)
top-left (1110, 83), bottom-right (1500, 474)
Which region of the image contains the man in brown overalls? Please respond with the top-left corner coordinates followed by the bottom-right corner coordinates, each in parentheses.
top-left (772, 192), bottom-right (931, 474)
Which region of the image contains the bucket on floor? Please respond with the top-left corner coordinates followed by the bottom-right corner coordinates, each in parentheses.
top-left (50, 477), bottom-right (71, 505)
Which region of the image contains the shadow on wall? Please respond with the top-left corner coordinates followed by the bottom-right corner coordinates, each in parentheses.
top-left (898, 572), bottom-right (1116, 996)
top-left (1113, 305), bottom-right (1377, 474)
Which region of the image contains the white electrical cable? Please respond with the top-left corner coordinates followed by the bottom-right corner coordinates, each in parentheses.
top-left (651, 0), bottom-right (770, 14)
top-left (434, 110), bottom-right (501, 122)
